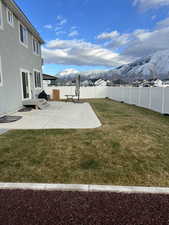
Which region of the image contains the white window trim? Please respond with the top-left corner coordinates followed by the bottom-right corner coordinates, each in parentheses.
top-left (32, 36), bottom-right (36, 55)
top-left (0, 56), bottom-right (3, 87)
top-left (6, 7), bottom-right (14, 27)
top-left (20, 68), bottom-right (31, 100)
top-left (0, 1), bottom-right (4, 30)
top-left (32, 36), bottom-right (40, 56)
top-left (18, 22), bottom-right (28, 48)
top-left (33, 69), bottom-right (42, 89)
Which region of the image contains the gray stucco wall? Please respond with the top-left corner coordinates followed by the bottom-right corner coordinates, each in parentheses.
top-left (0, 1), bottom-right (43, 115)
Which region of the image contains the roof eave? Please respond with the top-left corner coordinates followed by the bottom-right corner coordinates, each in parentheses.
top-left (3, 0), bottom-right (44, 44)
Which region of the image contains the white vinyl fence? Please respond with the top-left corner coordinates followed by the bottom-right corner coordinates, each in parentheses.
top-left (45, 86), bottom-right (169, 114)
top-left (45, 86), bottom-right (107, 99)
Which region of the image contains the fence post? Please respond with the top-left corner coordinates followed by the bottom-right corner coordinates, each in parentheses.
top-left (149, 87), bottom-right (152, 109)
top-left (129, 87), bottom-right (132, 104)
top-left (121, 87), bottom-right (124, 102)
top-left (138, 87), bottom-right (141, 106)
top-left (162, 87), bottom-right (165, 114)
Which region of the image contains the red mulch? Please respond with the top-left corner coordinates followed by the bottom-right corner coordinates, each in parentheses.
top-left (0, 189), bottom-right (169, 225)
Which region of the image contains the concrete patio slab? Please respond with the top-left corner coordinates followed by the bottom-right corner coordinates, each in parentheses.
top-left (0, 102), bottom-right (101, 129)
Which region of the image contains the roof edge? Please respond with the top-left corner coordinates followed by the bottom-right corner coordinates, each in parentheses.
top-left (2, 0), bottom-right (44, 44)
top-left (43, 74), bottom-right (58, 80)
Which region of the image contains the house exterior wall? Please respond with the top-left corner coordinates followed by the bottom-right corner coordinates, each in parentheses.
top-left (0, 0), bottom-right (43, 115)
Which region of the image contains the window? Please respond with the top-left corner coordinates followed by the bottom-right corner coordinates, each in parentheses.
top-left (0, 1), bottom-right (3, 30)
top-left (19, 23), bottom-right (28, 47)
top-left (0, 56), bottom-right (3, 87)
top-left (33, 38), bottom-right (36, 53)
top-left (21, 70), bottom-right (31, 99)
top-left (7, 8), bottom-right (14, 27)
top-left (34, 70), bottom-right (42, 88)
top-left (32, 37), bottom-right (40, 55)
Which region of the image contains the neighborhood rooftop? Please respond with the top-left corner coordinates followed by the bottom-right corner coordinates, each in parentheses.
top-left (43, 74), bottom-right (58, 80)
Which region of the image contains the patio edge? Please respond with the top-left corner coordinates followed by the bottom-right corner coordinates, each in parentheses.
top-left (1, 183), bottom-right (169, 194)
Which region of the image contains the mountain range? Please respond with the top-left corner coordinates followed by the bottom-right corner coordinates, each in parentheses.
top-left (57, 50), bottom-right (169, 82)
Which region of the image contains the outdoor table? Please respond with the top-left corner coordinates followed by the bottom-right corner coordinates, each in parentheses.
top-left (65, 95), bottom-right (76, 102)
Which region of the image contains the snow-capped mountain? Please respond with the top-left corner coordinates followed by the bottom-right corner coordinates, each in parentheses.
top-left (114, 50), bottom-right (169, 81)
top-left (58, 68), bottom-right (79, 78)
top-left (57, 50), bottom-right (169, 82)
top-left (58, 69), bottom-right (110, 81)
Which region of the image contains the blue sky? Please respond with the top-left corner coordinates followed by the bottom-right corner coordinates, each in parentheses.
top-left (15, 0), bottom-right (169, 76)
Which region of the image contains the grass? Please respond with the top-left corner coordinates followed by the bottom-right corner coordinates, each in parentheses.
top-left (1, 99), bottom-right (169, 186)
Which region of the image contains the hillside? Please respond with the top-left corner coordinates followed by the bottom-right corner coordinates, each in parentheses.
top-left (58, 50), bottom-right (169, 82)
top-left (114, 50), bottom-right (169, 81)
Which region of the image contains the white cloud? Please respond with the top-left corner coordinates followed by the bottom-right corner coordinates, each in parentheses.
top-left (97, 30), bottom-right (130, 49)
top-left (123, 25), bottom-right (169, 58)
top-left (97, 31), bottom-right (119, 40)
top-left (59, 19), bottom-right (67, 26)
top-left (55, 26), bottom-right (62, 31)
top-left (56, 30), bottom-right (66, 36)
top-left (96, 16), bottom-right (169, 60)
top-left (43, 16), bottom-right (67, 33)
top-left (59, 68), bottom-right (79, 76)
top-left (133, 29), bottom-right (152, 41)
top-left (43, 14), bottom-right (169, 68)
top-left (71, 26), bottom-right (78, 30)
top-left (42, 39), bottom-right (128, 67)
top-left (56, 15), bottom-right (67, 26)
top-left (152, 15), bottom-right (157, 20)
top-left (133, 0), bottom-right (169, 9)
top-left (156, 16), bottom-right (169, 28)
top-left (68, 30), bottom-right (79, 37)
top-left (68, 26), bottom-right (79, 37)
top-left (44, 24), bottom-right (53, 29)
top-left (49, 15), bottom-right (67, 36)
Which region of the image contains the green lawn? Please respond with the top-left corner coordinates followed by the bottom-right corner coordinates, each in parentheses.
top-left (1, 99), bottom-right (169, 186)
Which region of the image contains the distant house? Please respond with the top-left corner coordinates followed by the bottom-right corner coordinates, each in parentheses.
top-left (162, 80), bottom-right (169, 87)
top-left (0, 0), bottom-right (44, 116)
top-left (43, 74), bottom-right (58, 87)
top-left (132, 80), bottom-right (144, 87)
top-left (81, 80), bottom-right (90, 87)
top-left (133, 79), bottom-right (164, 87)
top-left (112, 79), bottom-right (127, 87)
top-left (144, 79), bottom-right (163, 87)
top-left (154, 79), bottom-right (163, 87)
top-left (95, 79), bottom-right (107, 86)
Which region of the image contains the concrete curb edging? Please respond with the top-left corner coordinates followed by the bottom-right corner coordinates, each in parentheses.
top-left (1, 183), bottom-right (169, 194)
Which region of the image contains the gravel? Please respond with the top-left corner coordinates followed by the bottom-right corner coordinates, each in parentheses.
top-left (0, 190), bottom-right (169, 225)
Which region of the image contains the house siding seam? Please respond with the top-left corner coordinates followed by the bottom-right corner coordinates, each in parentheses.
top-left (0, 0), bottom-right (43, 115)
